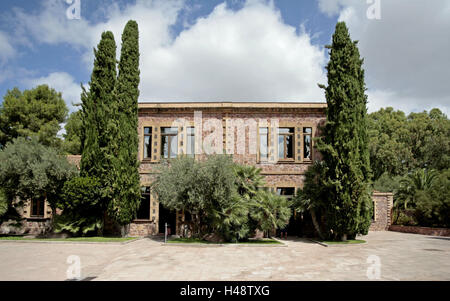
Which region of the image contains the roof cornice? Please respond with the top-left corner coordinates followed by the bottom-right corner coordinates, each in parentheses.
top-left (138, 101), bottom-right (327, 110)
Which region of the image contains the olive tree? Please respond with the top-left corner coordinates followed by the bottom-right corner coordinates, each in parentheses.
top-left (0, 137), bottom-right (78, 223)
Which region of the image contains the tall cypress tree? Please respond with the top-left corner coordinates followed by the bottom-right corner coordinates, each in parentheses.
top-left (80, 31), bottom-right (117, 223)
top-left (317, 22), bottom-right (372, 241)
top-left (108, 20), bottom-right (141, 230)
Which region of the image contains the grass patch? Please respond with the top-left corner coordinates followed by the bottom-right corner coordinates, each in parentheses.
top-left (237, 239), bottom-right (282, 244)
top-left (0, 236), bottom-right (137, 242)
top-left (320, 239), bottom-right (366, 245)
top-left (167, 237), bottom-right (281, 244)
top-left (167, 238), bottom-right (214, 244)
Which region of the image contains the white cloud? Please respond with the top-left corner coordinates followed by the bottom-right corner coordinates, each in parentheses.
top-left (142, 1), bottom-right (326, 101)
top-left (13, 0), bottom-right (327, 102)
top-left (0, 31), bottom-right (15, 65)
top-left (367, 89), bottom-right (449, 116)
top-left (317, 0), bottom-right (359, 17)
top-left (13, 0), bottom-right (183, 67)
top-left (22, 72), bottom-right (82, 113)
top-left (318, 0), bottom-right (450, 114)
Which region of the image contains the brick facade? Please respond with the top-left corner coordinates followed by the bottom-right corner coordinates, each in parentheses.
top-left (130, 102), bottom-right (327, 236)
top-left (129, 102), bottom-right (393, 237)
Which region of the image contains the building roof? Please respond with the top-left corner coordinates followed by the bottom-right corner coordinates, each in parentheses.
top-left (138, 101), bottom-right (327, 108)
top-left (138, 101), bottom-right (327, 110)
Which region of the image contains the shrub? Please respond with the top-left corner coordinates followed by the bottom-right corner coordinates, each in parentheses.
top-left (54, 176), bottom-right (103, 236)
top-left (249, 190), bottom-right (291, 234)
top-left (373, 172), bottom-right (402, 193)
top-left (395, 210), bottom-right (418, 226)
top-left (413, 170), bottom-right (450, 227)
top-left (0, 189), bottom-right (7, 218)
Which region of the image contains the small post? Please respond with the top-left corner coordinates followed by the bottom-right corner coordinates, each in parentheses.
top-left (164, 222), bottom-right (168, 243)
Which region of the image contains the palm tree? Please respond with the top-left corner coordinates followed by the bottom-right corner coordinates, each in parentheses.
top-left (293, 161), bottom-right (327, 239)
top-left (396, 168), bottom-right (437, 210)
top-left (249, 190), bottom-right (292, 235)
top-left (294, 191), bottom-right (324, 239)
top-left (233, 164), bottom-right (265, 199)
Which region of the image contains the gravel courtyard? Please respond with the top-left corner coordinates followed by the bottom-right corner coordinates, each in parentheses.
top-left (0, 231), bottom-right (449, 281)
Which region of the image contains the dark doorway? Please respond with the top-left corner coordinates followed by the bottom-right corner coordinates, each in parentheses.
top-left (287, 209), bottom-right (301, 236)
top-left (158, 203), bottom-right (177, 235)
top-left (276, 187), bottom-right (299, 237)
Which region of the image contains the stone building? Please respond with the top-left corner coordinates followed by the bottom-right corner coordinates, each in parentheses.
top-left (129, 102), bottom-right (392, 237)
top-left (1, 102), bottom-right (393, 236)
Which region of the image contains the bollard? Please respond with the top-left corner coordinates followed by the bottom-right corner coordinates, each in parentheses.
top-left (164, 222), bottom-right (168, 243)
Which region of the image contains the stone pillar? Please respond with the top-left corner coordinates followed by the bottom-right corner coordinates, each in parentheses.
top-left (369, 192), bottom-right (393, 231)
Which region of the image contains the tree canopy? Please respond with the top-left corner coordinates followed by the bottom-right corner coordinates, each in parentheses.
top-left (0, 137), bottom-right (78, 217)
top-left (152, 156), bottom-right (291, 242)
top-left (368, 107), bottom-right (450, 180)
top-left (0, 85), bottom-right (68, 149)
top-left (79, 30), bottom-right (117, 217)
top-left (316, 21), bottom-right (372, 240)
top-left (62, 110), bottom-right (82, 155)
top-left (108, 20), bottom-right (142, 227)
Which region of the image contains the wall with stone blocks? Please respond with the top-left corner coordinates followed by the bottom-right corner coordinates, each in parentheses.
top-left (369, 192), bottom-right (393, 231)
top-left (129, 221), bottom-right (158, 237)
top-left (0, 219), bottom-right (52, 236)
top-left (389, 225), bottom-right (450, 237)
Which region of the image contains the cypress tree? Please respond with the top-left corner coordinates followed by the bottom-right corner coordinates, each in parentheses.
top-left (80, 31), bottom-right (117, 225)
top-left (317, 22), bottom-right (372, 241)
top-left (108, 20), bottom-right (141, 231)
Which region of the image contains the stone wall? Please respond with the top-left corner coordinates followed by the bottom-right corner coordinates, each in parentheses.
top-left (369, 192), bottom-right (393, 231)
top-left (0, 200), bottom-right (53, 236)
top-left (129, 220), bottom-right (158, 237)
top-left (0, 219), bottom-right (52, 236)
top-left (389, 225), bottom-right (450, 237)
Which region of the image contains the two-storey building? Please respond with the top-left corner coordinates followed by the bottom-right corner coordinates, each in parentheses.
top-left (130, 101), bottom-right (328, 237)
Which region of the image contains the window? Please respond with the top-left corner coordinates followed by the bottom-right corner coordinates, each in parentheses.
top-left (372, 201), bottom-right (376, 221)
top-left (31, 197), bottom-right (45, 217)
top-left (187, 127), bottom-right (195, 156)
top-left (278, 128), bottom-right (294, 160)
top-left (303, 127), bottom-right (312, 160)
top-left (161, 127), bottom-right (178, 159)
top-left (136, 187), bottom-right (151, 220)
top-left (276, 187), bottom-right (295, 200)
top-left (259, 127), bottom-right (268, 161)
top-left (223, 126), bottom-right (227, 154)
top-left (143, 127), bottom-right (152, 159)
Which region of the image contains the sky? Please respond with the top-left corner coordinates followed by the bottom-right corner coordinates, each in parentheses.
top-left (0, 0), bottom-right (449, 115)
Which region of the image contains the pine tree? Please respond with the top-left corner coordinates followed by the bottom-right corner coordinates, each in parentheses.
top-left (80, 31), bottom-right (117, 223)
top-left (108, 20), bottom-right (141, 230)
top-left (317, 22), bottom-right (372, 241)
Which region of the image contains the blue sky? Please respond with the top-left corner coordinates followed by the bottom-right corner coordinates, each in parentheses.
top-left (0, 0), bottom-right (449, 115)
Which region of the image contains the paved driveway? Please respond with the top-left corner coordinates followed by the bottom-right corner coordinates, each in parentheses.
top-left (0, 231), bottom-right (449, 280)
